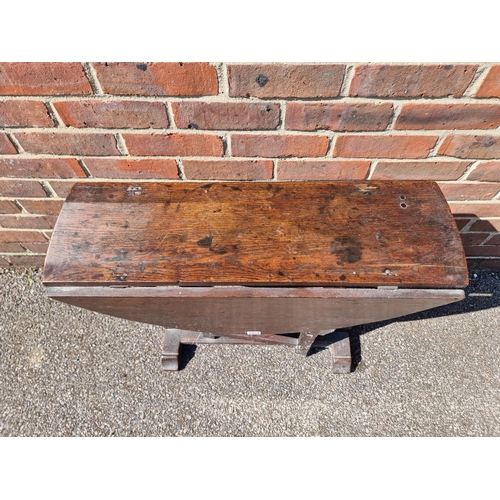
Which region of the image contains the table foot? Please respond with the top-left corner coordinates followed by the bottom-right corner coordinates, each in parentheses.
top-left (328, 330), bottom-right (352, 374)
top-left (161, 329), bottom-right (181, 371)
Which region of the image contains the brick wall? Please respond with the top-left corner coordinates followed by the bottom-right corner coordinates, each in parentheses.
top-left (1, 62), bottom-right (499, 270)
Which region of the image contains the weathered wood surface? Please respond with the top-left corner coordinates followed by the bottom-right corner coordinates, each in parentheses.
top-left (42, 181), bottom-right (468, 288)
top-left (45, 286), bottom-right (465, 335)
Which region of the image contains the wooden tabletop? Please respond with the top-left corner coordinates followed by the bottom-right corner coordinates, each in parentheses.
top-left (42, 181), bottom-right (468, 288)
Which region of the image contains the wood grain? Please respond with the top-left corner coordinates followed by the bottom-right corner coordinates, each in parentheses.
top-left (46, 286), bottom-right (465, 335)
top-left (42, 181), bottom-right (468, 288)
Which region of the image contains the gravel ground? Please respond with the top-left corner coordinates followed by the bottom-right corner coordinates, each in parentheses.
top-left (1, 267), bottom-right (499, 436)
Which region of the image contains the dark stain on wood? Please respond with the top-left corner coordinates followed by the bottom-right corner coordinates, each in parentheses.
top-left (197, 235), bottom-right (213, 248)
top-left (331, 236), bottom-right (363, 264)
top-left (210, 245), bottom-right (228, 255)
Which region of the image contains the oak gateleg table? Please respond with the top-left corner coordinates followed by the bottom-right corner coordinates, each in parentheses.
top-left (42, 181), bottom-right (468, 373)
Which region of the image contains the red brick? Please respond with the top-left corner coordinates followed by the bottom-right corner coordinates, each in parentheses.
top-left (93, 62), bottom-right (218, 96)
top-left (0, 158), bottom-right (85, 178)
top-left (333, 135), bottom-right (437, 159)
top-left (231, 133), bottom-right (329, 158)
top-left (46, 216), bottom-right (58, 228)
top-left (0, 230), bottom-right (47, 243)
top-left (0, 215), bottom-right (54, 229)
top-left (182, 160), bottom-right (273, 180)
top-left (395, 103), bottom-right (500, 130)
top-left (371, 160), bottom-right (470, 180)
top-left (449, 202), bottom-right (500, 218)
top-left (46, 181), bottom-right (75, 198)
top-left (460, 233), bottom-right (490, 246)
top-left (53, 100), bottom-right (169, 129)
top-left (15, 132), bottom-right (120, 156)
top-left (7, 255), bottom-right (46, 267)
top-left (349, 64), bottom-right (477, 98)
top-left (0, 200), bottom-right (21, 214)
top-left (467, 162), bottom-right (500, 181)
top-left (83, 158), bottom-right (179, 179)
top-left (21, 241), bottom-right (50, 253)
top-left (286, 102), bottom-right (393, 132)
top-left (0, 180), bottom-right (47, 197)
top-left (464, 246), bottom-right (500, 257)
top-left (0, 63), bottom-right (92, 95)
top-left (123, 133), bottom-right (223, 156)
top-left (438, 135), bottom-right (500, 159)
top-left (467, 258), bottom-right (500, 270)
top-left (468, 219), bottom-right (500, 232)
top-left (475, 65), bottom-right (500, 98)
top-left (277, 160), bottom-right (370, 180)
top-left (228, 64), bottom-right (345, 98)
top-left (0, 133), bottom-right (16, 154)
top-left (0, 100), bottom-right (53, 127)
top-left (0, 242), bottom-right (24, 252)
top-left (18, 199), bottom-right (64, 215)
top-left (438, 183), bottom-right (500, 201)
top-left (454, 218), bottom-right (472, 230)
top-left (172, 102), bottom-right (280, 130)
top-left (486, 234), bottom-right (500, 245)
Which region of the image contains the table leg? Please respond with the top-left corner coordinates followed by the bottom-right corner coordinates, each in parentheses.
top-left (295, 331), bottom-right (318, 356)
